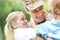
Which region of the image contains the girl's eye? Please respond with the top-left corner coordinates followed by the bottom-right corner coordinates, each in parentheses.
top-left (21, 17), bottom-right (26, 21)
top-left (21, 18), bottom-right (24, 20)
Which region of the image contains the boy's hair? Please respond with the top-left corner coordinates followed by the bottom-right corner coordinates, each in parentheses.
top-left (49, 0), bottom-right (60, 15)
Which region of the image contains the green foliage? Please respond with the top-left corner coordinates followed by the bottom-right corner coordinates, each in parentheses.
top-left (0, 0), bottom-right (30, 40)
top-left (44, 0), bottom-right (48, 12)
top-left (0, 0), bottom-right (48, 40)
top-left (0, 0), bottom-right (30, 30)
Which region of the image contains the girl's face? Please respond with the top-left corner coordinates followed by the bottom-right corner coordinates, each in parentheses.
top-left (14, 14), bottom-right (28, 28)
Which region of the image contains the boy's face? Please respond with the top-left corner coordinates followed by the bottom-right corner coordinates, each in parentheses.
top-left (50, 1), bottom-right (60, 20)
top-left (29, 6), bottom-right (46, 23)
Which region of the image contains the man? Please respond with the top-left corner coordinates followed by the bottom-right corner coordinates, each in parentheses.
top-left (22, 0), bottom-right (51, 40)
top-left (23, 0), bottom-right (46, 25)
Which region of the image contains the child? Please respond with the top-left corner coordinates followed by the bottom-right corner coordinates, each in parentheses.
top-left (47, 0), bottom-right (60, 40)
top-left (4, 11), bottom-right (36, 40)
top-left (35, 0), bottom-right (60, 40)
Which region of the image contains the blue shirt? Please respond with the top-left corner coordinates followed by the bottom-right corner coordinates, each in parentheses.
top-left (35, 19), bottom-right (60, 40)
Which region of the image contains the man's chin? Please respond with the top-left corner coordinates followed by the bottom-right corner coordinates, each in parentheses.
top-left (36, 20), bottom-right (44, 23)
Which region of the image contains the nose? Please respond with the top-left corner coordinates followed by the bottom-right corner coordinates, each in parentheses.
top-left (37, 10), bottom-right (43, 16)
top-left (39, 12), bottom-right (43, 16)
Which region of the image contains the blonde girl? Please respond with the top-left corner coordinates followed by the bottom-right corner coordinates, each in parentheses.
top-left (4, 11), bottom-right (27, 40)
top-left (4, 11), bottom-right (36, 40)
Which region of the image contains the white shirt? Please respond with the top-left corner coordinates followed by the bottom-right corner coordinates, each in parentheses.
top-left (14, 28), bottom-right (36, 40)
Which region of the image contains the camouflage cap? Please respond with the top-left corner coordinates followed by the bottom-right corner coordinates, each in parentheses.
top-left (23, 0), bottom-right (44, 10)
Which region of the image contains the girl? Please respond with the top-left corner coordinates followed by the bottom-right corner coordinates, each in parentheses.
top-left (4, 11), bottom-right (36, 40)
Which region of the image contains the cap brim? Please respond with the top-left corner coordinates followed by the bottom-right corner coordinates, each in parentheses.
top-left (26, 1), bottom-right (44, 10)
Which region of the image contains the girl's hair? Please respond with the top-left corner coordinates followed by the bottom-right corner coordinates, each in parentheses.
top-left (4, 11), bottom-right (24, 40)
top-left (49, 0), bottom-right (60, 15)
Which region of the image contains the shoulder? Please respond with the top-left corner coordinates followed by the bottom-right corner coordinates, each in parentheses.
top-left (35, 21), bottom-right (50, 34)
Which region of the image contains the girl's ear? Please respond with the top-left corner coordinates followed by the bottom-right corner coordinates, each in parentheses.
top-left (11, 22), bottom-right (17, 29)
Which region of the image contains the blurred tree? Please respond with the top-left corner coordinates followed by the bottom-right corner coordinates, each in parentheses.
top-left (0, 0), bottom-right (30, 40)
top-left (0, 0), bottom-right (48, 40)
top-left (44, 0), bottom-right (48, 12)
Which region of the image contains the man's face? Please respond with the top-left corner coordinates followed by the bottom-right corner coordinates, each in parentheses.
top-left (29, 6), bottom-right (46, 23)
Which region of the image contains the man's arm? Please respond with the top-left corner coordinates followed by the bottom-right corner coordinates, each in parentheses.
top-left (36, 35), bottom-right (45, 40)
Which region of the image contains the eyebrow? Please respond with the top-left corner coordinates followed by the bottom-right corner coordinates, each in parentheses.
top-left (31, 9), bottom-right (37, 12)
